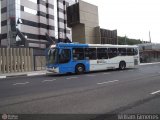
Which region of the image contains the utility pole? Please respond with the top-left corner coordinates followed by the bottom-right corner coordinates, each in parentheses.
top-left (149, 31), bottom-right (151, 43)
top-left (125, 35), bottom-right (127, 45)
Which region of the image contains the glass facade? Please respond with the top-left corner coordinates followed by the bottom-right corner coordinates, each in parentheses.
top-left (7, 0), bottom-right (16, 46)
top-left (1, 0), bottom-right (76, 47)
top-left (6, 0), bottom-right (23, 46)
top-left (24, 7), bottom-right (37, 15)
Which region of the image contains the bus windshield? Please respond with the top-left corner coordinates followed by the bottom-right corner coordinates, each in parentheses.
top-left (48, 48), bottom-right (58, 64)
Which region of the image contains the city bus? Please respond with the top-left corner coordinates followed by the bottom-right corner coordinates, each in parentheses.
top-left (46, 43), bottom-right (139, 74)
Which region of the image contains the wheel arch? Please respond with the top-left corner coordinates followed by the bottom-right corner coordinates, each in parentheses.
top-left (119, 60), bottom-right (126, 70)
top-left (75, 63), bottom-right (86, 73)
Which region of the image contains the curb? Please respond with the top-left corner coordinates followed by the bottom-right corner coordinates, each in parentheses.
top-left (1, 62), bottom-right (160, 79)
top-left (27, 73), bottom-right (46, 76)
top-left (0, 72), bottom-right (47, 79)
top-left (140, 62), bottom-right (160, 66)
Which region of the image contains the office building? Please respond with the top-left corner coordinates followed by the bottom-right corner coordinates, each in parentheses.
top-left (67, 0), bottom-right (99, 44)
top-left (1, 0), bottom-right (76, 48)
top-left (95, 27), bottom-right (117, 44)
top-left (67, 0), bottom-right (117, 44)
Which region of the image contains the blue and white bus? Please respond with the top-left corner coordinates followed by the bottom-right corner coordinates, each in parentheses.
top-left (46, 43), bottom-right (139, 74)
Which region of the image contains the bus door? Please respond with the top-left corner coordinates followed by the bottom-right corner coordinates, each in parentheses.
top-left (72, 48), bottom-right (90, 72)
top-left (107, 48), bottom-right (119, 69)
top-left (58, 48), bottom-right (74, 73)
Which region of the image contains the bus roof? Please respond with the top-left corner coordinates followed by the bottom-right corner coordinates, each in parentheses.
top-left (55, 43), bottom-right (138, 48)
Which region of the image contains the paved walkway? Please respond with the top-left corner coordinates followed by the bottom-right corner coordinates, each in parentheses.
top-left (0, 70), bottom-right (48, 79)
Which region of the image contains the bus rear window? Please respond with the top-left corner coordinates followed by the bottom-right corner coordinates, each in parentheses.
top-left (134, 48), bottom-right (138, 55)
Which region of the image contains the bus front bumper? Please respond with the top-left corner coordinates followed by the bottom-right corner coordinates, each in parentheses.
top-left (47, 67), bottom-right (59, 73)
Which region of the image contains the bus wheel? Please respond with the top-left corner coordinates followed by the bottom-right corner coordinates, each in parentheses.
top-left (119, 61), bottom-right (126, 70)
top-left (75, 64), bottom-right (85, 74)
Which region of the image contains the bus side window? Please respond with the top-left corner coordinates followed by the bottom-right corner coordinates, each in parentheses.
top-left (72, 48), bottom-right (84, 60)
top-left (108, 48), bottom-right (117, 58)
top-left (127, 48), bottom-right (134, 56)
top-left (118, 48), bottom-right (126, 56)
top-left (97, 48), bottom-right (108, 59)
top-left (59, 49), bottom-right (71, 63)
top-left (85, 48), bottom-right (97, 60)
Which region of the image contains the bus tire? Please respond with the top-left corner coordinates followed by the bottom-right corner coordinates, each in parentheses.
top-left (75, 64), bottom-right (85, 74)
top-left (119, 61), bottom-right (126, 70)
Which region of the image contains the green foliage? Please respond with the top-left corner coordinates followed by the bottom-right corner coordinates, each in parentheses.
top-left (118, 36), bottom-right (142, 45)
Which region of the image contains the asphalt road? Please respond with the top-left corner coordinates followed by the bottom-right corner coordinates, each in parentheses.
top-left (0, 63), bottom-right (160, 120)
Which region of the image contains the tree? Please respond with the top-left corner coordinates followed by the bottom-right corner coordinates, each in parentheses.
top-left (118, 36), bottom-right (142, 45)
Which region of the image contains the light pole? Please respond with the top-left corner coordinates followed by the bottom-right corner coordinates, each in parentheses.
top-left (125, 35), bottom-right (127, 45)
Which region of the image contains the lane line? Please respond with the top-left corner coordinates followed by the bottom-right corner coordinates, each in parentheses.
top-left (86, 74), bottom-right (96, 77)
top-left (0, 76), bottom-right (6, 79)
top-left (13, 82), bottom-right (29, 86)
top-left (140, 62), bottom-right (160, 66)
top-left (97, 80), bottom-right (119, 85)
top-left (128, 70), bottom-right (134, 72)
top-left (42, 79), bottom-right (56, 83)
top-left (27, 73), bottom-right (46, 76)
top-left (103, 73), bottom-right (111, 75)
top-left (150, 90), bottom-right (160, 95)
top-left (66, 77), bottom-right (78, 80)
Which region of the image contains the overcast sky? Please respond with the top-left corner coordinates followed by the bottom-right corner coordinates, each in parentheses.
top-left (83, 0), bottom-right (160, 43)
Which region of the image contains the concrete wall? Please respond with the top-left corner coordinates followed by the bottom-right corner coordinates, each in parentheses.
top-left (72, 23), bottom-right (85, 43)
top-left (72, 0), bottom-right (99, 44)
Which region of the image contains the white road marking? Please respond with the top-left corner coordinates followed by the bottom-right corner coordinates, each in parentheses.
top-left (150, 90), bottom-right (160, 95)
top-left (13, 82), bottom-right (29, 86)
top-left (140, 62), bottom-right (160, 66)
top-left (128, 70), bottom-right (134, 72)
top-left (0, 76), bottom-right (6, 79)
top-left (86, 74), bottom-right (96, 77)
top-left (42, 79), bottom-right (56, 82)
top-left (97, 80), bottom-right (119, 85)
top-left (120, 71), bottom-right (124, 72)
top-left (27, 73), bottom-right (46, 76)
top-left (66, 77), bottom-right (78, 80)
top-left (103, 73), bottom-right (111, 75)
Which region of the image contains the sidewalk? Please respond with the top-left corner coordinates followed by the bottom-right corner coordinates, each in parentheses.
top-left (0, 70), bottom-right (48, 79)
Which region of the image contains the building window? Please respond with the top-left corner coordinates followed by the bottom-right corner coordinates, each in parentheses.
top-left (24, 7), bottom-right (37, 15)
top-left (28, 0), bottom-right (37, 3)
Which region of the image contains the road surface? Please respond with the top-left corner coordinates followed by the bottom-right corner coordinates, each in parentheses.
top-left (0, 63), bottom-right (160, 120)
